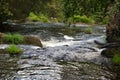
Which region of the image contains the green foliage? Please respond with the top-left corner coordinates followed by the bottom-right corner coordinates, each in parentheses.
top-left (102, 16), bottom-right (109, 24)
top-left (6, 44), bottom-right (22, 55)
top-left (67, 15), bottom-right (94, 24)
top-left (27, 12), bottom-right (50, 22)
top-left (73, 15), bottom-right (94, 24)
top-left (112, 54), bottom-right (120, 64)
top-left (3, 33), bottom-right (24, 44)
top-left (85, 27), bottom-right (92, 34)
top-left (38, 13), bottom-right (50, 23)
top-left (62, 0), bottom-right (112, 23)
top-left (27, 12), bottom-right (40, 21)
top-left (0, 0), bottom-right (12, 21)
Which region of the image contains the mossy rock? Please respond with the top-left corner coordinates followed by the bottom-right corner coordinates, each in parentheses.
top-left (24, 35), bottom-right (43, 47)
top-left (0, 32), bottom-right (43, 47)
top-left (101, 47), bottom-right (120, 58)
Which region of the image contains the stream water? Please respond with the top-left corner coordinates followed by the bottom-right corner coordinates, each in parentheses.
top-left (0, 23), bottom-right (116, 80)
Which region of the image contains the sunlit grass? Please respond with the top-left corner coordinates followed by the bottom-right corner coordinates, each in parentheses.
top-left (6, 44), bottom-right (23, 55)
top-left (3, 33), bottom-right (24, 44)
top-left (84, 27), bottom-right (92, 34)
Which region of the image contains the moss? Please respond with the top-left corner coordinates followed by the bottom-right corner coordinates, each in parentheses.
top-left (112, 54), bottom-right (120, 64)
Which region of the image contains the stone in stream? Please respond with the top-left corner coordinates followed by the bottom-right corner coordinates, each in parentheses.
top-left (0, 32), bottom-right (43, 47)
top-left (24, 35), bottom-right (43, 47)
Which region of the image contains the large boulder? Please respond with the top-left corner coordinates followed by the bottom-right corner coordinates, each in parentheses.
top-left (24, 35), bottom-right (43, 47)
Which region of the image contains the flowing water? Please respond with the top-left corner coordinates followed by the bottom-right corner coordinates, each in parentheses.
top-left (0, 23), bottom-right (116, 80)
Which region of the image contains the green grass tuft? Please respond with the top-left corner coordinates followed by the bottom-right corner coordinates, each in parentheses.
top-left (85, 27), bottom-right (92, 34)
top-left (6, 44), bottom-right (23, 55)
top-left (3, 33), bottom-right (24, 44)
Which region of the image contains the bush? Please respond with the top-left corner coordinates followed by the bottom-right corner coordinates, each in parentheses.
top-left (112, 54), bottom-right (120, 64)
top-left (72, 15), bottom-right (95, 24)
top-left (3, 33), bottom-right (24, 44)
top-left (85, 27), bottom-right (92, 34)
top-left (6, 44), bottom-right (23, 55)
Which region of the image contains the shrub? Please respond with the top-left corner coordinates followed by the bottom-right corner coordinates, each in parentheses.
top-left (85, 27), bottom-right (92, 34)
top-left (3, 33), bottom-right (24, 44)
top-left (6, 44), bottom-right (23, 55)
top-left (112, 54), bottom-right (120, 64)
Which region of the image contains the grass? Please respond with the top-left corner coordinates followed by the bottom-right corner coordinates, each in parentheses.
top-left (3, 33), bottom-right (24, 44)
top-left (72, 15), bottom-right (95, 24)
top-left (27, 12), bottom-right (50, 22)
top-left (84, 27), bottom-right (92, 34)
top-left (5, 44), bottom-right (23, 55)
top-left (112, 54), bottom-right (120, 64)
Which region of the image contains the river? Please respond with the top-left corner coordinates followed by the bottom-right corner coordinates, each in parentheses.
top-left (0, 23), bottom-right (115, 80)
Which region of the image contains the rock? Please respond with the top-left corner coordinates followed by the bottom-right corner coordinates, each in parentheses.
top-left (94, 40), bottom-right (105, 46)
top-left (94, 40), bottom-right (120, 48)
top-left (24, 35), bottom-right (43, 47)
top-left (101, 47), bottom-right (120, 58)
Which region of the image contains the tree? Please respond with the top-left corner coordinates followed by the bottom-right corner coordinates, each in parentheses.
top-left (62, 0), bottom-right (112, 22)
top-left (0, 0), bottom-right (52, 22)
top-left (106, 0), bottom-right (120, 42)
